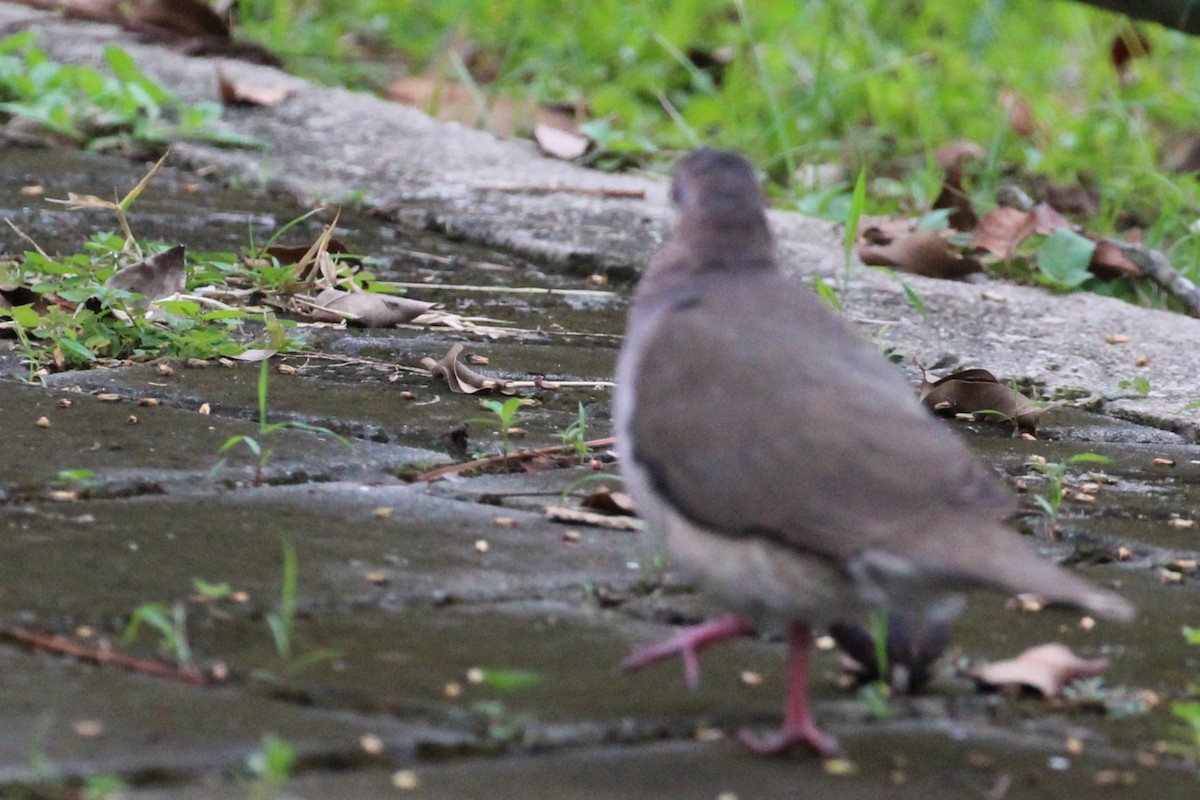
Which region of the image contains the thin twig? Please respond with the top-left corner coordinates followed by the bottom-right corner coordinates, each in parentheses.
top-left (376, 281), bottom-right (615, 298)
top-left (474, 185), bottom-right (647, 200)
top-left (412, 436), bottom-right (616, 482)
top-left (1114, 241), bottom-right (1200, 318)
top-left (0, 625), bottom-right (210, 687)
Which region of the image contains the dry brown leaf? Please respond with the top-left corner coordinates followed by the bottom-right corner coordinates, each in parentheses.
top-left (1110, 25), bottom-right (1151, 79)
top-left (934, 140), bottom-right (986, 170)
top-left (969, 643), bottom-right (1110, 697)
top-left (932, 172), bottom-right (976, 232)
top-left (858, 231), bottom-right (983, 279)
top-left (216, 67), bottom-right (293, 107)
top-left (971, 207), bottom-right (1035, 259)
top-left (1031, 202), bottom-right (1073, 235)
top-left (999, 88), bottom-right (1035, 137)
top-left (579, 487), bottom-right (636, 515)
top-left (420, 343), bottom-right (514, 395)
top-left (544, 505), bottom-right (642, 530)
top-left (919, 367), bottom-right (1045, 435)
top-left (533, 123), bottom-right (590, 160)
top-left (309, 288), bottom-right (436, 327)
top-left (1089, 240), bottom-right (1142, 280)
top-left (857, 215), bottom-right (915, 246)
top-left (104, 245), bottom-right (186, 308)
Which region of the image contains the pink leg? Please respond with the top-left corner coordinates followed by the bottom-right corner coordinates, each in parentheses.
top-left (622, 613), bottom-right (755, 691)
top-left (737, 622), bottom-right (840, 757)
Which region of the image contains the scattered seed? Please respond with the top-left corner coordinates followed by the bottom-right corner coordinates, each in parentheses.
top-left (211, 662), bottom-right (229, 680)
top-left (815, 635), bottom-right (835, 650)
top-left (72, 719), bottom-right (104, 737)
top-left (56, 398), bottom-right (72, 408)
top-left (739, 670), bottom-right (763, 686)
top-left (391, 770), bottom-right (420, 790)
top-left (467, 354), bottom-right (489, 366)
top-left (493, 517), bottom-right (518, 527)
top-left (1135, 355), bottom-right (1150, 367)
top-left (1079, 482), bottom-right (1100, 494)
top-left (1027, 454), bottom-right (1047, 465)
top-left (360, 733), bottom-right (384, 755)
top-left (966, 752), bottom-right (996, 771)
top-left (823, 758), bottom-right (858, 776)
top-left (694, 726), bottom-right (725, 742)
top-left (1167, 518), bottom-right (1195, 528)
top-left (1105, 333), bottom-right (1130, 344)
top-left (443, 682), bottom-right (463, 699)
top-left (1134, 751), bottom-right (1159, 768)
top-left (399, 391), bottom-right (415, 400)
top-left (1152, 457), bottom-right (1175, 466)
top-left (48, 490), bottom-right (77, 502)
top-left (1116, 546), bottom-right (1133, 561)
top-left (277, 363), bottom-right (298, 375)
top-left (474, 539), bottom-right (490, 554)
top-left (373, 507), bottom-right (394, 519)
top-left (717, 792), bottom-right (739, 800)
top-left (96, 393), bottom-right (120, 402)
top-left (1079, 616), bottom-right (1096, 631)
top-left (157, 363), bottom-right (175, 376)
top-left (365, 571), bottom-right (390, 585)
top-left (35, 416), bottom-right (50, 428)
top-left (72, 513), bottom-right (96, 524)
top-left (232, 591), bottom-right (249, 603)
top-left (1008, 593), bottom-right (1044, 613)
top-left (1159, 568), bottom-right (1184, 584)
top-left (1065, 737), bottom-right (1084, 754)
top-left (1093, 770), bottom-right (1135, 787)
top-left (20, 184), bottom-right (44, 197)
top-left (1070, 492), bottom-right (1095, 504)
top-left (137, 397), bottom-right (159, 407)
top-left (75, 626), bottom-right (94, 638)
top-left (562, 530), bottom-right (581, 544)
top-left (198, 403), bottom-right (211, 415)
top-left (1141, 689), bottom-right (1161, 708)
top-left (586, 273), bottom-right (608, 286)
top-left (1171, 559), bottom-right (1198, 572)
top-left (186, 358), bottom-right (210, 368)
top-left (127, 415), bottom-right (140, 425)
top-left (218, 358), bottom-right (237, 368)
top-left (980, 290), bottom-right (1008, 303)
top-left (466, 668), bottom-right (485, 684)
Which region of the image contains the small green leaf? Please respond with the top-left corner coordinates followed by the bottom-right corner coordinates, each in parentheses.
top-left (813, 276), bottom-right (842, 310)
top-left (477, 668), bottom-right (543, 693)
top-left (1037, 229), bottom-right (1095, 288)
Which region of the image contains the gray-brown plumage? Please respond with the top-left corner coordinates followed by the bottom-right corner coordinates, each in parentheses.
top-left (615, 148), bottom-right (1132, 756)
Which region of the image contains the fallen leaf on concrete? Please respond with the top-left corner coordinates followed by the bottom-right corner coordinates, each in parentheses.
top-left (579, 487), bottom-right (636, 515)
top-left (544, 505), bottom-right (642, 530)
top-left (1089, 240), bottom-right (1142, 280)
top-left (309, 288), bottom-right (436, 327)
top-left (971, 207), bottom-right (1036, 260)
top-left (421, 343), bottom-right (515, 394)
top-left (534, 123), bottom-right (590, 160)
top-left (216, 68), bottom-right (293, 107)
top-left (104, 245), bottom-right (186, 308)
top-left (969, 643), bottom-right (1110, 696)
top-left (919, 366), bottom-right (1045, 435)
top-left (858, 230), bottom-right (983, 278)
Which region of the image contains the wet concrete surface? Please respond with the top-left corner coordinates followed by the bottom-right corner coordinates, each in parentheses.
top-left (2, 160), bottom-right (1200, 799)
top-left (0, 41), bottom-right (1199, 800)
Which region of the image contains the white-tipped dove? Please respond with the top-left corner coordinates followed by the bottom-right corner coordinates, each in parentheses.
top-left (614, 148), bottom-right (1133, 757)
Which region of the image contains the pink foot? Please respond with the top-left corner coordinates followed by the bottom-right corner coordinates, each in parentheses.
top-left (736, 622), bottom-right (839, 758)
top-left (622, 613), bottom-right (755, 690)
top-left (737, 722), bottom-right (840, 758)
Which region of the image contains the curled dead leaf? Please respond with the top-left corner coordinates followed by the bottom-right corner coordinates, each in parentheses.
top-left (919, 366), bottom-right (1045, 435)
top-left (309, 288), bottom-right (436, 327)
top-left (104, 245), bottom-right (186, 309)
top-left (971, 207), bottom-right (1036, 260)
top-left (216, 67), bottom-right (294, 107)
top-left (999, 88), bottom-right (1035, 137)
top-left (969, 643), bottom-right (1109, 697)
top-left (579, 487), bottom-right (636, 515)
top-left (1089, 240), bottom-right (1142, 280)
top-left (420, 343), bottom-right (515, 395)
top-left (534, 123), bottom-right (590, 160)
top-left (858, 231), bottom-right (983, 279)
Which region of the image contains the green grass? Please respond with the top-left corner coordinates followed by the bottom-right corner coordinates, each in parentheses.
top-left (235, 0), bottom-right (1200, 292)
